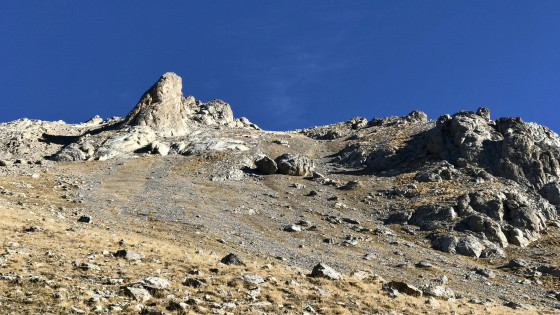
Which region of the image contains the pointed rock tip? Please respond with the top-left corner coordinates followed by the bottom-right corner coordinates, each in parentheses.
top-left (160, 72), bottom-right (181, 80)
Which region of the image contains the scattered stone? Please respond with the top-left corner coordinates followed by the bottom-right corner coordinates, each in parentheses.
top-left (23, 226), bottom-right (43, 233)
top-left (240, 274), bottom-right (264, 285)
top-left (383, 281), bottom-right (423, 297)
top-left (183, 277), bottom-right (206, 288)
top-left (125, 287), bottom-right (151, 302)
top-left (421, 283), bottom-right (455, 299)
top-left (220, 253), bottom-right (246, 266)
top-left (340, 180), bottom-right (362, 190)
top-left (474, 268), bottom-right (495, 278)
top-left (415, 261), bottom-right (433, 268)
top-left (504, 301), bottom-right (531, 310)
top-left (114, 249), bottom-right (145, 260)
top-left (310, 263), bottom-right (342, 280)
top-left (77, 215), bottom-right (91, 223)
top-left (283, 224), bottom-right (302, 232)
top-left (504, 258), bottom-right (531, 269)
top-left (342, 217), bottom-right (360, 225)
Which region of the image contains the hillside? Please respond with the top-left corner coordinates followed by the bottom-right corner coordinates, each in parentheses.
top-left (1, 73), bottom-right (560, 314)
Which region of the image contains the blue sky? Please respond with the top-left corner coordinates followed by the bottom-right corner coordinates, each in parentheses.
top-left (2, 1), bottom-right (559, 132)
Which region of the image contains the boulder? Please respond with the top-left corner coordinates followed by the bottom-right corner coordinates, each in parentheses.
top-left (220, 253), bottom-right (246, 266)
top-left (240, 274), bottom-right (265, 285)
top-left (53, 143), bottom-right (86, 162)
top-left (455, 235), bottom-right (484, 257)
top-left (255, 156), bottom-right (277, 174)
top-left (480, 244), bottom-right (507, 259)
top-left (114, 249), bottom-right (145, 261)
top-left (283, 225), bottom-right (302, 232)
top-left (403, 110), bottom-right (428, 123)
top-left (310, 263), bottom-right (342, 280)
top-left (77, 216), bottom-right (91, 223)
top-left (125, 287), bottom-right (151, 302)
top-left (408, 205), bottom-right (457, 230)
top-left (415, 172), bottom-right (442, 183)
top-left (421, 283), bottom-right (455, 299)
top-left (476, 107), bottom-right (491, 121)
top-left (132, 277), bottom-right (170, 291)
top-left (430, 233), bottom-right (458, 254)
top-left (148, 141), bottom-right (170, 156)
top-left (94, 126), bottom-right (157, 160)
top-left (383, 281), bottom-right (423, 297)
top-left (275, 153), bottom-right (314, 176)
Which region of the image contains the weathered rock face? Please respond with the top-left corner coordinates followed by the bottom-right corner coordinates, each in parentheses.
top-left (122, 72), bottom-right (252, 136)
top-left (337, 108), bottom-right (560, 192)
top-left (122, 72), bottom-right (194, 136)
top-left (427, 109), bottom-right (560, 190)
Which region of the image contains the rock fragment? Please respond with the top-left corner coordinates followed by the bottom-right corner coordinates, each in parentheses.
top-left (383, 281), bottom-right (423, 297)
top-left (220, 253), bottom-right (246, 266)
top-left (310, 263), bottom-right (342, 280)
top-left (125, 287), bottom-right (151, 302)
top-left (114, 249), bottom-right (145, 260)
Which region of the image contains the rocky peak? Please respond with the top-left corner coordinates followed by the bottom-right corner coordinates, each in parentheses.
top-left (122, 72), bottom-right (194, 136)
top-left (122, 72), bottom-right (256, 136)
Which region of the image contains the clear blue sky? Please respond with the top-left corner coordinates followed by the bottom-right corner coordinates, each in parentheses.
top-left (2, 1), bottom-right (559, 132)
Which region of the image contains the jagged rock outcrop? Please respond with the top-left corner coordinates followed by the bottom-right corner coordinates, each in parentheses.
top-left (335, 107), bottom-right (560, 192)
top-left (425, 109), bottom-right (560, 190)
top-left (327, 107), bottom-right (560, 254)
top-left (122, 72), bottom-right (193, 136)
top-left (122, 72), bottom-right (257, 136)
top-left (46, 72), bottom-right (258, 162)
